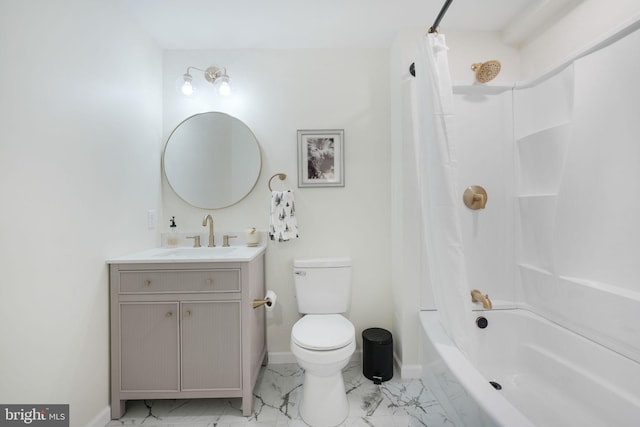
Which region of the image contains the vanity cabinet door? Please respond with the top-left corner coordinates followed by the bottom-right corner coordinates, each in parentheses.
top-left (181, 301), bottom-right (242, 391)
top-left (120, 302), bottom-right (180, 392)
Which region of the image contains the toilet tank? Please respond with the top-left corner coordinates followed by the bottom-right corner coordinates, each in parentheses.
top-left (293, 258), bottom-right (352, 314)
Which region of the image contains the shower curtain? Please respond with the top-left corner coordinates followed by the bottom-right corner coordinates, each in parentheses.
top-left (414, 33), bottom-right (474, 354)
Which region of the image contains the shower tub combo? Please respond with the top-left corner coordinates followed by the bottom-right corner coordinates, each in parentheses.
top-left (420, 307), bottom-right (640, 427)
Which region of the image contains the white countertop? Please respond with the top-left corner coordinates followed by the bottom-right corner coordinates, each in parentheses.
top-left (107, 245), bottom-right (266, 264)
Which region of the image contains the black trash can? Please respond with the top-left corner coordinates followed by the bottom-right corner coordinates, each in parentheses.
top-left (362, 328), bottom-right (393, 384)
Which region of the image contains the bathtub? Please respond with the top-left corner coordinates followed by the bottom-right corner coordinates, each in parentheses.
top-left (420, 309), bottom-right (640, 427)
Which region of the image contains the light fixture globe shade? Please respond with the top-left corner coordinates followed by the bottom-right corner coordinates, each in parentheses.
top-left (175, 73), bottom-right (195, 96)
top-left (182, 81), bottom-right (194, 96)
top-left (213, 75), bottom-right (231, 97)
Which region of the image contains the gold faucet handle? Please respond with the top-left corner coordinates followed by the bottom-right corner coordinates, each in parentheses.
top-left (186, 235), bottom-right (201, 248)
top-left (222, 234), bottom-right (238, 247)
top-left (463, 186), bottom-right (488, 210)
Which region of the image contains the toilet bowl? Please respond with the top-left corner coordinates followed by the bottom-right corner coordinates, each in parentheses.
top-left (291, 314), bottom-right (355, 426)
top-left (292, 258), bottom-right (354, 426)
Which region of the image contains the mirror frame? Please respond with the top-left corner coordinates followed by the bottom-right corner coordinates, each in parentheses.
top-left (162, 112), bottom-right (262, 209)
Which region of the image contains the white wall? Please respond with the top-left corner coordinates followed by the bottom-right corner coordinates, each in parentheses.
top-left (520, 0), bottom-right (640, 80)
top-left (0, 1), bottom-right (162, 426)
top-left (162, 49), bottom-right (392, 357)
top-left (389, 31), bottom-right (423, 376)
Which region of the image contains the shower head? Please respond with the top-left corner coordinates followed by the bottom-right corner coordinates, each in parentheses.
top-left (471, 60), bottom-right (501, 83)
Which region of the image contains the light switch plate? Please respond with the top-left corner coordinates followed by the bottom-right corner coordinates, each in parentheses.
top-left (147, 209), bottom-right (157, 229)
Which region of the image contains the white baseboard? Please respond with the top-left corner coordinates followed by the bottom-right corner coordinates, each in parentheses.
top-left (393, 353), bottom-right (422, 379)
top-left (267, 351), bottom-right (297, 364)
top-left (87, 406), bottom-right (110, 427)
top-left (399, 362), bottom-right (422, 379)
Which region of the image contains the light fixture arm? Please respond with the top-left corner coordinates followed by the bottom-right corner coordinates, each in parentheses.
top-left (183, 66), bottom-right (206, 75)
top-left (203, 66), bottom-right (228, 83)
top-left (182, 66), bottom-right (227, 81)
top-left (178, 65), bottom-right (231, 97)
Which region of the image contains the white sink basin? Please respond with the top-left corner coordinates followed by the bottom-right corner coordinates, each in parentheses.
top-left (152, 247), bottom-right (237, 258)
top-left (107, 245), bottom-right (265, 264)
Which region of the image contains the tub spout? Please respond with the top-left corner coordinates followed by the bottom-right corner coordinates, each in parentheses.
top-left (471, 289), bottom-right (492, 309)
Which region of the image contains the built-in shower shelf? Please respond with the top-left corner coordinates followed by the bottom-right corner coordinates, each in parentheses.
top-left (516, 121), bottom-right (572, 142)
top-left (452, 83), bottom-right (512, 95)
top-left (520, 269), bottom-right (640, 364)
top-left (559, 275), bottom-right (640, 302)
top-left (518, 263), bottom-right (553, 276)
top-left (516, 123), bottom-right (570, 195)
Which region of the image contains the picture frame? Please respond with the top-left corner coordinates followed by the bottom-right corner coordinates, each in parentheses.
top-left (297, 129), bottom-right (345, 188)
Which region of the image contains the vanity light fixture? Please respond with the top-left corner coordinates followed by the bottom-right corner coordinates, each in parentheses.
top-left (177, 66), bottom-right (231, 97)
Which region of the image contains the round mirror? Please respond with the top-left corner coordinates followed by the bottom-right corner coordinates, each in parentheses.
top-left (163, 112), bottom-right (262, 209)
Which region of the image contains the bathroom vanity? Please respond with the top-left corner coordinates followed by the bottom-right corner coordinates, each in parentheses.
top-left (107, 246), bottom-right (267, 419)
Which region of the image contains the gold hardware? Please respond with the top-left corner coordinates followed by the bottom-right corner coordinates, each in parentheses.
top-left (186, 235), bottom-right (201, 247)
top-left (268, 173), bottom-right (287, 191)
top-left (202, 214), bottom-right (215, 247)
top-left (252, 298), bottom-right (272, 309)
top-left (166, 311), bottom-right (173, 317)
top-left (222, 234), bottom-right (238, 247)
top-left (184, 310), bottom-right (191, 317)
top-left (206, 278), bottom-right (213, 285)
top-left (463, 186), bottom-right (488, 210)
top-left (144, 279), bottom-right (151, 287)
top-left (470, 289), bottom-right (492, 310)
top-left (471, 60), bottom-right (501, 84)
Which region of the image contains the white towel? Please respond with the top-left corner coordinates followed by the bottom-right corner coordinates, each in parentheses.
top-left (269, 190), bottom-right (299, 242)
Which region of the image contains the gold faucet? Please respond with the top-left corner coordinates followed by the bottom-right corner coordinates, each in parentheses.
top-left (470, 289), bottom-right (492, 309)
top-left (202, 214), bottom-right (215, 247)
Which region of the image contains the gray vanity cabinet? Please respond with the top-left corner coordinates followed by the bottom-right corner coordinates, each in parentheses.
top-left (180, 300), bottom-right (241, 390)
top-left (119, 302), bottom-right (180, 391)
top-left (109, 255), bottom-right (266, 419)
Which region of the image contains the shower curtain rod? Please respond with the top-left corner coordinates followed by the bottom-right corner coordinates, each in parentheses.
top-left (429, 0), bottom-right (454, 33)
top-left (410, 0), bottom-right (454, 76)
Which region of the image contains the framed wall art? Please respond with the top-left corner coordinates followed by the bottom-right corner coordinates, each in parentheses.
top-left (297, 129), bottom-right (345, 187)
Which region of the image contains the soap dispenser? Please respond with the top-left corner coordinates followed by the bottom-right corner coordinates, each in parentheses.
top-left (167, 216), bottom-right (179, 247)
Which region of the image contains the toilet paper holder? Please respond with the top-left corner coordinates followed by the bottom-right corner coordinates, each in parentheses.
top-left (252, 298), bottom-right (273, 309)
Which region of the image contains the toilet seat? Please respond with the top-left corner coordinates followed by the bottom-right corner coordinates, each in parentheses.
top-left (292, 314), bottom-right (355, 351)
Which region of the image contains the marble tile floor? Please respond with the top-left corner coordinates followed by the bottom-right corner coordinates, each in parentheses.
top-left (105, 362), bottom-right (454, 427)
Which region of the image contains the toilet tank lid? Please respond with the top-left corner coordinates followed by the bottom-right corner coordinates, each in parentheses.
top-left (294, 257), bottom-right (352, 268)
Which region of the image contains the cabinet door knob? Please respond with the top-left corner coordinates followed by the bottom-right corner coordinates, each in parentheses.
top-left (165, 311), bottom-right (173, 318)
top-left (184, 310), bottom-right (191, 317)
top-left (206, 278), bottom-right (213, 285)
top-left (144, 279), bottom-right (152, 286)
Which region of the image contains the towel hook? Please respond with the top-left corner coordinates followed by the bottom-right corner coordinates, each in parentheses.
top-left (268, 173), bottom-right (287, 191)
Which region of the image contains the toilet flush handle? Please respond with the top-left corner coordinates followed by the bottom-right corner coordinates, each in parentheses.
top-left (295, 271), bottom-right (306, 276)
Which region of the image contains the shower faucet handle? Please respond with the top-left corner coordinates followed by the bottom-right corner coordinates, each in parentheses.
top-left (463, 186), bottom-right (488, 210)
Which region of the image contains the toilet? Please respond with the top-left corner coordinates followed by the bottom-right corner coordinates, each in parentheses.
top-left (291, 258), bottom-right (355, 427)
